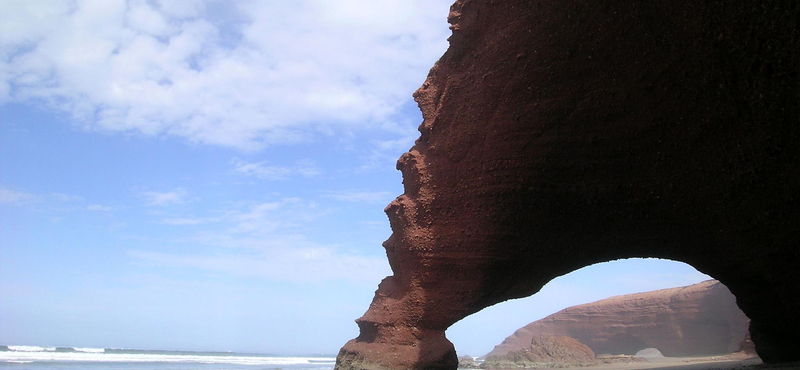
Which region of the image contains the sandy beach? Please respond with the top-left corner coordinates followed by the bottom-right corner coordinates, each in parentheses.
top-left (564, 356), bottom-right (798, 370)
top-left (478, 354), bottom-right (800, 370)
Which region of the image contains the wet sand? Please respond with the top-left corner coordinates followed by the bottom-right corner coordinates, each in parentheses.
top-left (481, 355), bottom-right (800, 370)
top-left (585, 356), bottom-right (800, 370)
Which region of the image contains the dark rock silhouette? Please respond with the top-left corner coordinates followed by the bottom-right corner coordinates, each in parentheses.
top-left (334, 0), bottom-right (799, 369)
top-left (487, 281), bottom-right (749, 358)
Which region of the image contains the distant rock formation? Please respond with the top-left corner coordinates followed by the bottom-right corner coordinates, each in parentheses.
top-left (635, 348), bottom-right (665, 359)
top-left (487, 281), bottom-right (749, 358)
top-left (457, 356), bottom-right (480, 369)
top-left (483, 334), bottom-right (595, 368)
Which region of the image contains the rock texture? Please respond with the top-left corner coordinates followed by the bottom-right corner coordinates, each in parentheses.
top-left (483, 334), bottom-right (595, 368)
top-left (487, 281), bottom-right (749, 358)
top-left (334, 1), bottom-right (799, 369)
top-left (457, 356), bottom-right (480, 369)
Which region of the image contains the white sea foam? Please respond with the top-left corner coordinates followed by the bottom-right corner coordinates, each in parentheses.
top-left (7, 346), bottom-right (56, 352)
top-left (73, 347), bottom-right (105, 353)
top-left (0, 351), bottom-right (336, 366)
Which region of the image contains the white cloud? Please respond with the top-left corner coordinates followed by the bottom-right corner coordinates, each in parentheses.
top-left (133, 196), bottom-right (387, 283)
top-left (142, 189), bottom-right (188, 206)
top-left (154, 0), bottom-right (205, 19)
top-left (0, 0), bottom-right (452, 150)
top-left (0, 187), bottom-right (83, 205)
top-left (157, 198), bottom-right (322, 236)
top-left (325, 190), bottom-right (394, 205)
top-left (356, 122), bottom-right (420, 172)
top-left (0, 187), bottom-right (40, 204)
top-left (231, 158), bottom-right (320, 180)
top-left (87, 204), bottom-right (113, 211)
top-left (128, 242), bottom-right (389, 284)
top-left (225, 198), bottom-right (323, 235)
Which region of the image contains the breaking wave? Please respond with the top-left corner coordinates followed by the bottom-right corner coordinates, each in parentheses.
top-left (6, 346), bottom-right (57, 352)
top-left (0, 345), bottom-right (336, 366)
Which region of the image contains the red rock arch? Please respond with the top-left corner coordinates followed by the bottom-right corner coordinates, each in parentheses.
top-left (334, 1), bottom-right (799, 369)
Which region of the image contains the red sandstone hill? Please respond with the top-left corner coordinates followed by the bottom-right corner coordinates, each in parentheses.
top-left (486, 280), bottom-right (750, 358)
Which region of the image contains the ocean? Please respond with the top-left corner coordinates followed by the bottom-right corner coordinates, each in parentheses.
top-left (0, 346), bottom-right (336, 370)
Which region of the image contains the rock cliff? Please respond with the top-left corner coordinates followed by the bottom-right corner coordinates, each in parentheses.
top-left (334, 1), bottom-right (800, 369)
top-left (487, 280), bottom-right (750, 358)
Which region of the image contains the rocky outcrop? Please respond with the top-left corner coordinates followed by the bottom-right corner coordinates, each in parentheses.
top-left (595, 354), bottom-right (647, 366)
top-left (457, 356), bottom-right (480, 369)
top-left (335, 1), bottom-right (800, 369)
top-left (487, 281), bottom-right (749, 358)
top-left (483, 334), bottom-right (595, 368)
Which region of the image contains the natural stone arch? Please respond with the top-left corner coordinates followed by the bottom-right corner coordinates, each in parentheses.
top-left (334, 1), bottom-right (799, 369)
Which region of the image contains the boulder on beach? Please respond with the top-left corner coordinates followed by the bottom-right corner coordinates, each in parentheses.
top-left (635, 348), bottom-right (665, 359)
top-left (483, 334), bottom-right (594, 368)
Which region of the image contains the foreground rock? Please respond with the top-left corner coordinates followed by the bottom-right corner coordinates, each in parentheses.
top-left (335, 0), bottom-right (800, 368)
top-left (458, 356), bottom-right (480, 369)
top-left (483, 335), bottom-right (595, 368)
top-left (487, 280), bottom-right (749, 358)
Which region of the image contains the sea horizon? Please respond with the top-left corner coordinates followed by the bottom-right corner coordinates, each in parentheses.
top-left (0, 344), bottom-right (337, 370)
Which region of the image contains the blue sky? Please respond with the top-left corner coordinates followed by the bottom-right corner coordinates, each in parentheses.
top-left (0, 0), bottom-right (711, 357)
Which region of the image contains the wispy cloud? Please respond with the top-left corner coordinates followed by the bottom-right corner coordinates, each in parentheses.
top-left (0, 187), bottom-right (40, 205)
top-left (142, 189), bottom-right (189, 206)
top-left (357, 123), bottom-right (420, 172)
top-left (133, 197), bottom-right (386, 283)
top-left (157, 197), bottom-right (323, 236)
top-left (86, 204), bottom-right (112, 211)
top-left (0, 0), bottom-right (452, 150)
top-left (128, 243), bottom-right (389, 284)
top-left (325, 190), bottom-right (394, 205)
top-left (0, 187), bottom-right (84, 206)
top-left (231, 158), bottom-right (320, 180)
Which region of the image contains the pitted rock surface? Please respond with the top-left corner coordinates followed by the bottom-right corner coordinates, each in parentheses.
top-left (335, 1), bottom-right (799, 369)
top-left (483, 334), bottom-right (595, 368)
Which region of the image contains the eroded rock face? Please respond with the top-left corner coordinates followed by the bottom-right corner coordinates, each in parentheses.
top-left (457, 356), bottom-right (479, 369)
top-left (483, 334), bottom-right (595, 368)
top-left (335, 0), bottom-right (799, 369)
top-left (487, 280), bottom-right (750, 358)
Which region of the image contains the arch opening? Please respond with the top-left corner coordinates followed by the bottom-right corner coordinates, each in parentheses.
top-left (446, 258), bottom-right (750, 361)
